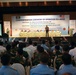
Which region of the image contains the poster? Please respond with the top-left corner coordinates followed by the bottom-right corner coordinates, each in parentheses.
top-left (11, 15), bottom-right (69, 37)
top-left (4, 21), bottom-right (10, 36)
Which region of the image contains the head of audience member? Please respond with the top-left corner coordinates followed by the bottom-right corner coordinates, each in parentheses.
top-left (55, 45), bottom-right (60, 51)
top-left (37, 45), bottom-right (44, 53)
top-left (49, 40), bottom-right (52, 46)
top-left (62, 73), bottom-right (72, 75)
top-left (33, 42), bottom-right (37, 46)
top-left (69, 41), bottom-right (75, 49)
top-left (1, 53), bottom-right (11, 66)
top-left (0, 41), bottom-right (3, 46)
top-left (12, 41), bottom-right (19, 48)
top-left (28, 39), bottom-right (32, 45)
top-left (62, 45), bottom-right (69, 53)
top-left (53, 45), bottom-right (61, 54)
top-left (62, 53), bottom-right (71, 65)
top-left (16, 48), bottom-right (23, 56)
top-left (39, 52), bottom-right (49, 64)
top-left (45, 39), bottom-right (50, 46)
top-left (6, 44), bottom-right (11, 52)
top-left (18, 42), bottom-right (26, 49)
top-left (42, 40), bottom-right (45, 44)
top-left (54, 40), bottom-right (59, 45)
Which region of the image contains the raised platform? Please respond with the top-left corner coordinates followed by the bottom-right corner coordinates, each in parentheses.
top-left (9, 36), bottom-right (74, 43)
top-left (11, 31), bottom-right (62, 37)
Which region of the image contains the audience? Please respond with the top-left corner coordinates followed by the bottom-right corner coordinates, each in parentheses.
top-left (0, 41), bottom-right (6, 55)
top-left (51, 40), bottom-right (63, 52)
top-left (24, 39), bottom-right (36, 59)
top-left (11, 58), bottom-right (25, 75)
top-left (69, 41), bottom-right (75, 50)
top-left (0, 37), bottom-right (76, 75)
top-left (41, 40), bottom-right (49, 51)
top-left (62, 45), bottom-right (70, 54)
top-left (0, 53), bottom-right (19, 75)
top-left (32, 45), bottom-right (44, 66)
top-left (53, 45), bottom-right (62, 70)
top-left (14, 49), bottom-right (26, 66)
top-left (30, 52), bottom-right (55, 75)
top-left (69, 44), bottom-right (76, 57)
top-left (33, 42), bottom-right (38, 49)
top-left (53, 45), bottom-right (62, 55)
top-left (57, 53), bottom-right (76, 75)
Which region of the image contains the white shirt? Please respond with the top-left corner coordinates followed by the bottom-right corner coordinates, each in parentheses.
top-left (0, 46), bottom-right (6, 54)
top-left (69, 47), bottom-right (76, 57)
top-left (11, 63), bottom-right (25, 75)
top-left (69, 47), bottom-right (76, 63)
top-left (23, 47), bottom-right (33, 60)
top-left (26, 45), bottom-right (36, 53)
top-left (23, 45), bottom-right (36, 59)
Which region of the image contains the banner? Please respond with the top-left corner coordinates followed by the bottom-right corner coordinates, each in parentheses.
top-left (11, 15), bottom-right (69, 37)
top-left (4, 21), bottom-right (10, 36)
top-left (69, 20), bottom-right (76, 35)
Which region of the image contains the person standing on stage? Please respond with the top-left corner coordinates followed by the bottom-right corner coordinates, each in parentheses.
top-left (45, 25), bottom-right (49, 37)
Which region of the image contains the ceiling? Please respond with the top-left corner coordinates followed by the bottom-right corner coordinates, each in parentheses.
top-left (0, 0), bottom-right (75, 21)
top-left (0, 0), bottom-right (75, 2)
top-left (0, 0), bottom-right (75, 14)
top-left (0, 1), bottom-right (75, 7)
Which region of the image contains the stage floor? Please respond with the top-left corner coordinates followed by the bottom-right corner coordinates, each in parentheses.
top-left (9, 35), bottom-right (73, 43)
top-left (10, 31), bottom-right (70, 37)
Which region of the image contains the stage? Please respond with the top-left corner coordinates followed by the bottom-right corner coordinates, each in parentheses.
top-left (10, 31), bottom-right (70, 37)
top-left (9, 35), bottom-right (74, 43)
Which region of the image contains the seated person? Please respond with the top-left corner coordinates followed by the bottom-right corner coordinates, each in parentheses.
top-left (14, 49), bottom-right (25, 67)
top-left (30, 52), bottom-right (55, 75)
top-left (11, 58), bottom-right (25, 75)
top-left (51, 40), bottom-right (62, 52)
top-left (0, 53), bottom-right (19, 75)
top-left (57, 53), bottom-right (76, 75)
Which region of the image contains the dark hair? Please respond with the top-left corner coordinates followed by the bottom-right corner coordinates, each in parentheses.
top-left (1, 53), bottom-right (11, 65)
top-left (28, 39), bottom-right (32, 45)
top-left (17, 48), bottom-right (23, 55)
top-left (63, 45), bottom-right (69, 52)
top-left (62, 53), bottom-right (71, 65)
top-left (40, 52), bottom-right (49, 64)
top-left (0, 41), bottom-right (3, 45)
top-left (37, 45), bottom-right (44, 53)
top-left (55, 45), bottom-right (60, 50)
top-left (55, 40), bottom-right (59, 44)
top-left (18, 42), bottom-right (26, 49)
top-left (70, 41), bottom-right (75, 47)
top-left (6, 44), bottom-right (11, 51)
top-left (42, 40), bottom-right (45, 44)
top-left (69, 41), bottom-right (75, 49)
top-left (33, 42), bottom-right (37, 46)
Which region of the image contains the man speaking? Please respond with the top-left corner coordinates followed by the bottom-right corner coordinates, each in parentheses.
top-left (45, 25), bottom-right (49, 37)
